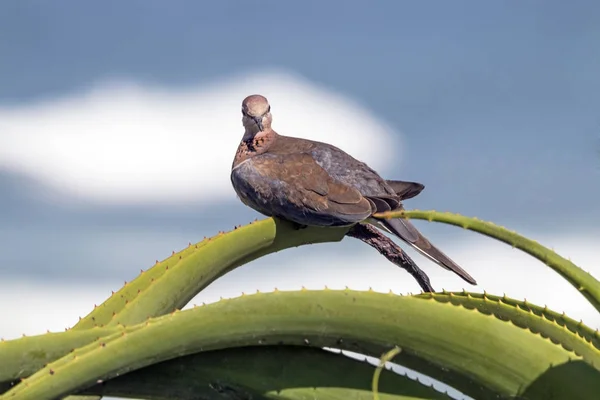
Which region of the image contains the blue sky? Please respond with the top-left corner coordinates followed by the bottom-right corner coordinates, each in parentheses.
top-left (2, 1), bottom-right (599, 226)
top-left (1, 2), bottom-right (600, 398)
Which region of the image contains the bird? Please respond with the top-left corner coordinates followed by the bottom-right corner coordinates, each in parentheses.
top-left (230, 94), bottom-right (476, 285)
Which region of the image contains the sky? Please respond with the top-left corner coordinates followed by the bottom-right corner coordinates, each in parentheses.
top-left (1, 2), bottom-right (600, 399)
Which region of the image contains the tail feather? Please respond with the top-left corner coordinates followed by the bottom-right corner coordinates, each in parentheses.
top-left (385, 180), bottom-right (425, 200)
top-left (378, 218), bottom-right (477, 285)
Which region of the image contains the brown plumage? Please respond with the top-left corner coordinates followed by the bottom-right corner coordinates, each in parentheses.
top-left (231, 94), bottom-right (476, 285)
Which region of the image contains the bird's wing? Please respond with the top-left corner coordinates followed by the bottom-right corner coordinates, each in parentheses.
top-left (266, 134), bottom-right (475, 284)
top-left (251, 152), bottom-right (374, 224)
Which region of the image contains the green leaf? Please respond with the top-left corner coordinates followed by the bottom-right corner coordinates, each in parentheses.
top-left (0, 327), bottom-right (126, 388)
top-left (4, 290), bottom-right (598, 400)
top-left (72, 218), bottom-right (349, 330)
top-left (376, 209), bottom-right (600, 312)
top-left (80, 346), bottom-right (449, 400)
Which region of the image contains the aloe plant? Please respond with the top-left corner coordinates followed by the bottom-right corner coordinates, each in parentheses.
top-left (0, 211), bottom-right (598, 400)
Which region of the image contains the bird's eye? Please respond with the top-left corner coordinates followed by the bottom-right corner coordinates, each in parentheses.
top-left (267, 105), bottom-right (271, 113)
top-left (241, 109), bottom-right (247, 116)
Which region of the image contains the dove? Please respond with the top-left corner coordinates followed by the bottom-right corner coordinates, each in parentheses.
top-left (230, 94), bottom-right (476, 285)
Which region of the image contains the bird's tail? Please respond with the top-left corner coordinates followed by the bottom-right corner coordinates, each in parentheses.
top-left (376, 217), bottom-right (477, 285)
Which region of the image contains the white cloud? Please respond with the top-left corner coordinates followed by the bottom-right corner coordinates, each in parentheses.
top-left (0, 70), bottom-right (401, 204)
top-left (0, 281), bottom-right (111, 339)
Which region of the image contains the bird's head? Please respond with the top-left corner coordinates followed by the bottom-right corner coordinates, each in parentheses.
top-left (241, 94), bottom-right (272, 134)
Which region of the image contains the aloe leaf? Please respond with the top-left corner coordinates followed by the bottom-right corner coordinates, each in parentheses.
top-left (376, 210), bottom-right (600, 312)
top-left (73, 218), bottom-right (349, 330)
top-left (0, 327), bottom-right (126, 389)
top-left (415, 291), bottom-right (600, 358)
top-left (4, 290), bottom-right (599, 400)
top-left (79, 345), bottom-right (449, 400)
top-left (0, 330), bottom-right (446, 399)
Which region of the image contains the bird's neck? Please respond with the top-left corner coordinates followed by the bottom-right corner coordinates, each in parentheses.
top-left (243, 125), bottom-right (271, 140)
top-left (242, 129), bottom-right (276, 149)
top-left (232, 129), bottom-right (277, 168)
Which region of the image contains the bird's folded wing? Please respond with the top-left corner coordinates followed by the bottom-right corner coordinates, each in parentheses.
top-left (253, 153), bottom-right (374, 222)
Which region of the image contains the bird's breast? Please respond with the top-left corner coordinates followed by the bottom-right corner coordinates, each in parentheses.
top-left (231, 158), bottom-right (284, 212)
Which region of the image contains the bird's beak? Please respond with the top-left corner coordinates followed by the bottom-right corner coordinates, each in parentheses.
top-left (252, 116), bottom-right (264, 131)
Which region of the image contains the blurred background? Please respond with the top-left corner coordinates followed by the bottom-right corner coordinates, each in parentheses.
top-left (1, 1), bottom-right (599, 398)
